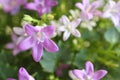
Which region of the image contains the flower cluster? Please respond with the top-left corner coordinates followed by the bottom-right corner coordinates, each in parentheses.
top-left (3, 0), bottom-right (118, 79)
top-left (0, 0), bottom-right (58, 15)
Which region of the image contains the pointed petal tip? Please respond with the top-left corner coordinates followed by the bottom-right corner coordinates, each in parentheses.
top-left (86, 61), bottom-right (94, 75)
top-left (43, 38), bottom-right (59, 53)
top-left (94, 70), bottom-right (108, 80)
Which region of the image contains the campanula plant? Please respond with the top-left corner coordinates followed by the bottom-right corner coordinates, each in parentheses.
top-left (1, 0), bottom-right (120, 80)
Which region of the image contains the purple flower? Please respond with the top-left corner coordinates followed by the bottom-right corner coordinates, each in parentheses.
top-left (5, 33), bottom-right (22, 56)
top-left (70, 61), bottom-right (107, 80)
top-left (7, 67), bottom-right (35, 80)
top-left (18, 24), bottom-right (59, 62)
top-left (25, 0), bottom-right (58, 16)
top-left (76, 0), bottom-right (101, 20)
top-left (0, 0), bottom-right (27, 15)
top-left (103, 0), bottom-right (120, 26)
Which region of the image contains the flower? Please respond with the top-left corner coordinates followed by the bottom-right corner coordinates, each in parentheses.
top-left (59, 15), bottom-right (81, 41)
top-left (5, 33), bottom-right (22, 56)
top-left (7, 67), bottom-right (35, 80)
top-left (18, 24), bottom-right (59, 62)
top-left (70, 61), bottom-right (107, 80)
top-left (0, 0), bottom-right (27, 15)
top-left (75, 0), bottom-right (101, 20)
top-left (25, 0), bottom-right (58, 16)
top-left (103, 0), bottom-right (120, 26)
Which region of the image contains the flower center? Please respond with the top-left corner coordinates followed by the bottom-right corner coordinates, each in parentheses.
top-left (86, 5), bottom-right (92, 13)
top-left (85, 75), bottom-right (93, 80)
top-left (35, 31), bottom-right (45, 42)
top-left (67, 25), bottom-right (72, 32)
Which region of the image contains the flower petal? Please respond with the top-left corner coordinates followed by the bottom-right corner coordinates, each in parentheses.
top-left (11, 33), bottom-right (18, 42)
top-left (18, 37), bottom-right (33, 51)
top-left (83, 0), bottom-right (89, 7)
top-left (25, 3), bottom-right (36, 10)
top-left (13, 48), bottom-right (20, 56)
top-left (93, 70), bottom-right (107, 80)
top-left (71, 19), bottom-right (81, 28)
top-left (63, 31), bottom-right (70, 41)
top-left (10, 6), bottom-right (20, 15)
top-left (13, 27), bottom-right (24, 35)
top-left (81, 12), bottom-right (93, 20)
top-left (85, 61), bottom-right (94, 75)
top-left (5, 43), bottom-right (15, 49)
top-left (32, 43), bottom-right (43, 62)
top-left (41, 25), bottom-right (55, 37)
top-left (71, 29), bottom-right (81, 37)
top-left (43, 38), bottom-right (59, 52)
top-left (69, 70), bottom-right (80, 80)
top-left (58, 26), bottom-right (66, 31)
top-left (24, 24), bottom-right (37, 36)
top-left (75, 3), bottom-right (85, 11)
top-left (18, 67), bottom-right (30, 80)
top-left (92, 10), bottom-right (102, 16)
top-left (29, 75), bottom-right (35, 80)
top-left (72, 69), bottom-right (86, 80)
top-left (61, 15), bottom-right (70, 25)
top-left (91, 1), bottom-right (100, 9)
top-left (111, 15), bottom-right (119, 26)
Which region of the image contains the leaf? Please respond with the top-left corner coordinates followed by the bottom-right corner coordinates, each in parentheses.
top-left (0, 50), bottom-right (17, 80)
top-left (40, 51), bottom-right (60, 73)
top-left (104, 28), bottom-right (119, 44)
top-left (73, 49), bottom-right (87, 68)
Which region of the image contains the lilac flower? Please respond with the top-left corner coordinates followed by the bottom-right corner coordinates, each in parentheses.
top-left (7, 67), bottom-right (35, 80)
top-left (25, 0), bottom-right (58, 16)
top-left (59, 15), bottom-right (81, 41)
top-left (0, 0), bottom-right (27, 15)
top-left (103, 0), bottom-right (120, 26)
top-left (5, 33), bottom-right (22, 56)
top-left (75, 0), bottom-right (101, 20)
top-left (70, 61), bottom-right (107, 80)
top-left (18, 24), bottom-right (59, 62)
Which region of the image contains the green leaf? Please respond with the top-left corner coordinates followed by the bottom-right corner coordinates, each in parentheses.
top-left (73, 49), bottom-right (87, 68)
top-left (104, 28), bottom-right (119, 44)
top-left (40, 51), bottom-right (60, 73)
top-left (0, 50), bottom-right (17, 79)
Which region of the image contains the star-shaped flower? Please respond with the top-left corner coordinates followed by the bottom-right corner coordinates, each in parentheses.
top-left (59, 15), bottom-right (81, 41)
top-left (76, 0), bottom-right (101, 20)
top-left (18, 24), bottom-right (59, 62)
top-left (70, 61), bottom-right (107, 80)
